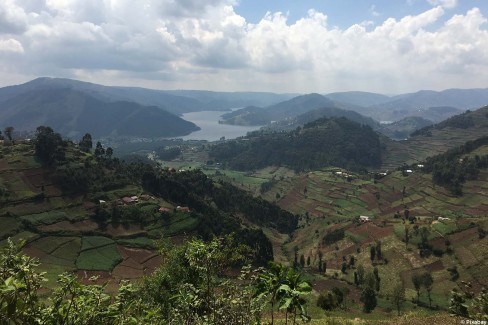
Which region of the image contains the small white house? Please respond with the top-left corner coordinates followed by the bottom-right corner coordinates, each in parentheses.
top-left (359, 216), bottom-right (371, 223)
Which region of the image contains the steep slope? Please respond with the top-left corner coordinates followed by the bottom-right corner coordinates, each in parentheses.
top-left (0, 88), bottom-right (199, 138)
top-left (381, 105), bottom-right (488, 169)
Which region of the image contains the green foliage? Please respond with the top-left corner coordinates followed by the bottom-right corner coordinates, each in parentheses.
top-left (256, 262), bottom-right (312, 324)
top-left (1, 236), bottom-right (279, 324)
top-left (322, 228), bottom-right (345, 246)
top-left (210, 117), bottom-right (382, 172)
top-left (422, 136), bottom-right (488, 194)
top-left (34, 126), bottom-right (66, 165)
top-left (143, 236), bottom-right (266, 324)
top-left (79, 133), bottom-right (93, 152)
top-left (360, 286), bottom-right (377, 313)
top-left (449, 282), bottom-right (488, 321)
top-left (391, 283), bottom-right (406, 316)
top-left (317, 287), bottom-right (344, 311)
top-left (0, 239), bottom-right (45, 324)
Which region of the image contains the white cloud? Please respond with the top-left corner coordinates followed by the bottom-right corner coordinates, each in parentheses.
top-left (0, 0), bottom-right (487, 93)
top-left (0, 38), bottom-right (24, 53)
top-left (427, 0), bottom-right (458, 9)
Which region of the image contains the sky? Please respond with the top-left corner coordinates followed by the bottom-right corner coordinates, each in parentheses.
top-left (0, 0), bottom-right (487, 94)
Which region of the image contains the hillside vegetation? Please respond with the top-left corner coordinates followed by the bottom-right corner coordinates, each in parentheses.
top-left (0, 129), bottom-right (302, 283)
top-left (210, 117), bottom-right (382, 172)
top-left (381, 105), bottom-right (488, 169)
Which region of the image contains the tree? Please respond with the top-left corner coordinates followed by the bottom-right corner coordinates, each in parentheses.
top-left (256, 262), bottom-right (287, 325)
top-left (299, 254), bottom-right (305, 268)
top-left (360, 286), bottom-right (377, 313)
top-left (375, 241), bottom-right (382, 260)
top-left (357, 265), bottom-right (365, 286)
top-left (349, 255), bottom-right (355, 267)
top-left (370, 245), bottom-right (376, 263)
top-left (94, 141), bottom-right (105, 158)
top-left (34, 126), bottom-right (65, 165)
top-left (412, 273), bottom-right (422, 303)
top-left (341, 262), bottom-right (347, 274)
top-left (421, 272), bottom-right (434, 307)
top-left (278, 267), bottom-right (312, 325)
top-left (391, 283), bottom-right (406, 316)
top-left (373, 267), bottom-right (380, 292)
top-left (4, 126), bottom-right (14, 142)
top-left (318, 251), bottom-right (323, 273)
top-left (79, 133), bottom-right (93, 152)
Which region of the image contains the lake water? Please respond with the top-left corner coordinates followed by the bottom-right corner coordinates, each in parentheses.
top-left (178, 110), bottom-right (262, 141)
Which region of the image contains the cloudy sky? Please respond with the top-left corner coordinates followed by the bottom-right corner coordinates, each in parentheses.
top-left (0, 0), bottom-right (487, 94)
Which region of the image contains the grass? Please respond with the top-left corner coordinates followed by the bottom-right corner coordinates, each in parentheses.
top-left (20, 211), bottom-right (68, 226)
top-left (431, 222), bottom-right (457, 236)
top-left (77, 236), bottom-right (122, 271)
top-left (116, 237), bottom-right (156, 249)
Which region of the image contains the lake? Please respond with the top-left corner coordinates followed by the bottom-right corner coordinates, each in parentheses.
top-left (178, 110), bottom-right (262, 141)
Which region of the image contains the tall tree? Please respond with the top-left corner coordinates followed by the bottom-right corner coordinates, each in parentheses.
top-left (356, 265), bottom-right (365, 286)
top-left (421, 272), bottom-right (434, 307)
top-left (370, 245), bottom-right (376, 263)
top-left (34, 126), bottom-right (65, 165)
top-left (79, 133), bottom-right (93, 152)
top-left (360, 286), bottom-right (377, 313)
top-left (391, 283), bottom-right (406, 316)
top-left (375, 241), bottom-right (382, 260)
top-left (412, 273), bottom-right (422, 303)
top-left (94, 141), bottom-right (105, 158)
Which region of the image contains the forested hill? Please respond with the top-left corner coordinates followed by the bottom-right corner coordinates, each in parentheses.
top-left (209, 117), bottom-right (382, 172)
top-left (0, 88), bottom-right (199, 138)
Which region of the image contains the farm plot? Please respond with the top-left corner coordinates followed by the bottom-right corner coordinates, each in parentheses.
top-left (76, 236), bottom-right (122, 271)
top-left (0, 216), bottom-right (22, 240)
top-left (112, 246), bottom-right (162, 279)
top-left (20, 211), bottom-right (69, 226)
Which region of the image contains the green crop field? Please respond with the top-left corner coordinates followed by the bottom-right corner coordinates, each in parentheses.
top-left (77, 236), bottom-right (122, 271)
top-left (20, 211), bottom-right (69, 226)
top-left (116, 237), bottom-right (156, 249)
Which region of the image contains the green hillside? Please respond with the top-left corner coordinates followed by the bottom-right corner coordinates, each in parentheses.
top-left (210, 117), bottom-right (382, 172)
top-left (0, 133), bottom-right (301, 282)
top-left (381, 105), bottom-right (488, 169)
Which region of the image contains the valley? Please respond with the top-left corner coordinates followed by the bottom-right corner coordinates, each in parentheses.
top-left (2, 79), bottom-right (488, 323)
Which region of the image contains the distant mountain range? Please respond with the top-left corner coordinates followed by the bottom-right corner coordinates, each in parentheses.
top-left (325, 88), bottom-right (488, 123)
top-left (0, 87), bottom-right (200, 138)
top-left (0, 78), bottom-right (294, 139)
top-left (2, 77), bottom-right (488, 140)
